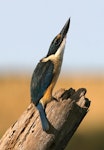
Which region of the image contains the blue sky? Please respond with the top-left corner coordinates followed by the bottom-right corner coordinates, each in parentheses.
top-left (0, 0), bottom-right (104, 74)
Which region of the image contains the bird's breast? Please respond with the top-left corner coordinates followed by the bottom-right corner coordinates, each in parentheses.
top-left (40, 56), bottom-right (63, 107)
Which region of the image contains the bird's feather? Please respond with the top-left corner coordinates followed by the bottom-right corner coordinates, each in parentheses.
top-left (37, 102), bottom-right (49, 131)
top-left (31, 60), bottom-right (54, 105)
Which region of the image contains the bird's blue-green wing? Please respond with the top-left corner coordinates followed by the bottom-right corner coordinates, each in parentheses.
top-left (31, 60), bottom-right (54, 105)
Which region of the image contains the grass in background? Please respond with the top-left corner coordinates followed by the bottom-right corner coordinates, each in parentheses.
top-left (65, 130), bottom-right (104, 150)
top-left (0, 73), bottom-right (104, 149)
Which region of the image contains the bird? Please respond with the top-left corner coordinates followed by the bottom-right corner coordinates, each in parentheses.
top-left (30, 18), bottom-right (70, 131)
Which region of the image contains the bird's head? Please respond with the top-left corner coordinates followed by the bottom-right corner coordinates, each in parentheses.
top-left (47, 18), bottom-right (70, 57)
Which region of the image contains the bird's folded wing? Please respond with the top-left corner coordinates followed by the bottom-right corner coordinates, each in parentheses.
top-left (31, 60), bottom-right (54, 105)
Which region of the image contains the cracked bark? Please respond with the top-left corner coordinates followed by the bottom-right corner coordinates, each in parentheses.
top-left (0, 88), bottom-right (91, 150)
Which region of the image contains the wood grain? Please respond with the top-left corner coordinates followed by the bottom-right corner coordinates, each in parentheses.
top-left (0, 88), bottom-right (91, 150)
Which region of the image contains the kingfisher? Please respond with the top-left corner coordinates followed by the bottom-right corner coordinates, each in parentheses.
top-left (31, 18), bottom-right (70, 131)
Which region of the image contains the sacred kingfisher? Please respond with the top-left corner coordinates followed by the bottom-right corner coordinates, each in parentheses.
top-left (31, 18), bottom-right (70, 131)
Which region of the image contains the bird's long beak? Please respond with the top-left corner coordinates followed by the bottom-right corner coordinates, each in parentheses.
top-left (60, 18), bottom-right (70, 38)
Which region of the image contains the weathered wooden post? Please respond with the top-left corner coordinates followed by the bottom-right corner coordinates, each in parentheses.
top-left (0, 87), bottom-right (91, 150)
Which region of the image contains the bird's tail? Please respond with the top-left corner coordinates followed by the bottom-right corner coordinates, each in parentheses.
top-left (37, 103), bottom-right (49, 131)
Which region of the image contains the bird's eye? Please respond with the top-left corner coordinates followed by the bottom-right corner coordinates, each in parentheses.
top-left (54, 38), bottom-right (61, 45)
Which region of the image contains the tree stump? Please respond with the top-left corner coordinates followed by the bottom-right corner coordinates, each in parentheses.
top-left (0, 88), bottom-right (91, 150)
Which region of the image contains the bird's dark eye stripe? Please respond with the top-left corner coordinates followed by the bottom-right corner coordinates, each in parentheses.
top-left (54, 37), bottom-right (61, 45)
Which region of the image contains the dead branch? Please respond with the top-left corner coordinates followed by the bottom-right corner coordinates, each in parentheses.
top-left (0, 88), bottom-right (91, 150)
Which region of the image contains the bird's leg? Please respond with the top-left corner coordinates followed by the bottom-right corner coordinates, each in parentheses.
top-left (52, 96), bottom-right (58, 102)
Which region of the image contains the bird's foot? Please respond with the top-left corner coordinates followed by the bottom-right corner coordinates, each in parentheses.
top-left (52, 96), bottom-right (58, 102)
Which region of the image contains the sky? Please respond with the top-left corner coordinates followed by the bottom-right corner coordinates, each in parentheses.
top-left (0, 0), bottom-right (104, 74)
